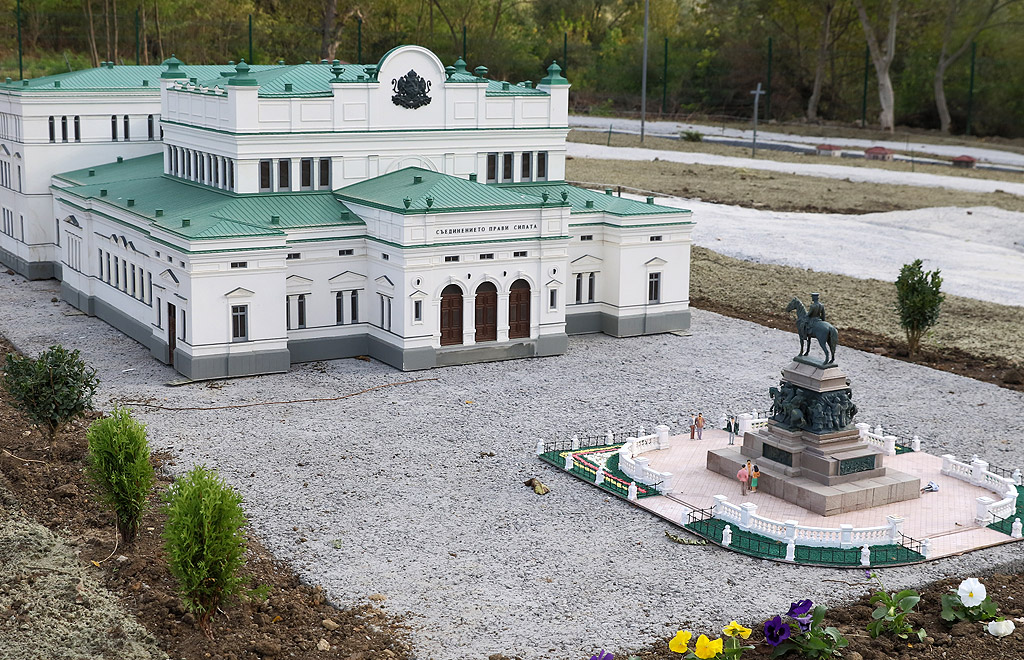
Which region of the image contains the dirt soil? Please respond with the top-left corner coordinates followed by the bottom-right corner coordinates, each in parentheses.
top-left (623, 572), bottom-right (1024, 660)
top-left (690, 247), bottom-right (1024, 391)
top-left (565, 154), bottom-right (1024, 215)
top-left (0, 335), bottom-right (412, 660)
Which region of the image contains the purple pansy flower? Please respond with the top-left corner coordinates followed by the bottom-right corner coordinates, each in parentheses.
top-left (590, 650), bottom-right (613, 660)
top-left (787, 599), bottom-right (814, 618)
top-left (764, 615), bottom-right (791, 647)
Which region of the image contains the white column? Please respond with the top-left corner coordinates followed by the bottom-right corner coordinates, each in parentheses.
top-left (272, 158), bottom-right (280, 191)
top-left (497, 291), bottom-right (510, 342)
top-left (463, 293), bottom-right (476, 345)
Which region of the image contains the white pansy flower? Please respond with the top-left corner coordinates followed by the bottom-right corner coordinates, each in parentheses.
top-left (987, 619), bottom-right (1015, 638)
top-left (958, 578), bottom-right (987, 607)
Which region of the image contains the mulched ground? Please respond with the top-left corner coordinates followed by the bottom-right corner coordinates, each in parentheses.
top-left (624, 572), bottom-right (1024, 660)
top-left (0, 336), bottom-right (412, 660)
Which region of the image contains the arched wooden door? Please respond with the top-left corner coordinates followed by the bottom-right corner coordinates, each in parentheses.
top-left (508, 279), bottom-right (530, 339)
top-left (440, 284), bottom-right (463, 345)
top-left (475, 282), bottom-right (498, 342)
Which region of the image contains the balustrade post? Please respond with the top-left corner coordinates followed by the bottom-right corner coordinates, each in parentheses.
top-left (713, 495), bottom-right (729, 517)
top-left (656, 424), bottom-right (670, 450)
top-left (722, 524), bottom-right (732, 547)
top-left (886, 515), bottom-right (904, 544)
top-left (855, 422), bottom-right (870, 440)
top-left (921, 538), bottom-right (932, 559)
top-left (883, 436), bottom-right (897, 456)
top-left (911, 435), bottom-right (921, 452)
top-left (784, 520), bottom-right (799, 543)
top-left (975, 496), bottom-right (994, 524)
top-left (628, 481), bottom-right (638, 501)
top-left (564, 452), bottom-right (573, 471)
top-left (606, 430), bottom-right (614, 444)
top-left (739, 502), bottom-right (758, 531)
top-left (680, 506), bottom-right (692, 525)
top-left (535, 439), bottom-right (545, 455)
top-left (860, 545), bottom-right (871, 567)
top-left (737, 413), bottom-right (753, 436)
top-left (1013, 468), bottom-right (1022, 487)
top-left (571, 434), bottom-right (580, 450)
top-left (595, 466), bottom-right (605, 486)
top-left (635, 456), bottom-right (650, 479)
top-left (840, 524), bottom-right (854, 549)
top-left (970, 457), bottom-right (989, 486)
top-left (785, 540), bottom-right (796, 562)
top-left (658, 472), bottom-right (673, 494)
top-left (1012, 518), bottom-right (1023, 539)
top-left (941, 454), bottom-right (955, 475)
top-left (638, 425), bottom-right (645, 437)
top-left (874, 424), bottom-right (884, 437)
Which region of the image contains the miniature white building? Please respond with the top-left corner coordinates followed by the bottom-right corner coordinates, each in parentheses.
top-left (2, 46), bottom-right (693, 378)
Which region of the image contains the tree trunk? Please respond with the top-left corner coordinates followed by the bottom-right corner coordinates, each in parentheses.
top-left (103, 0), bottom-right (111, 62)
top-left (320, 0), bottom-right (337, 61)
top-left (854, 0), bottom-right (899, 132)
top-left (112, 0), bottom-right (118, 62)
top-left (934, 59), bottom-right (952, 133)
top-left (141, 4), bottom-right (148, 64)
top-left (153, 0), bottom-right (163, 61)
top-left (83, 0), bottom-right (100, 68)
top-left (806, 2), bottom-right (834, 121)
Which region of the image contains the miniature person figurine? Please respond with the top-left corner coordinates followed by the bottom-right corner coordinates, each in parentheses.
top-left (690, 414), bottom-right (696, 440)
top-left (745, 460), bottom-right (753, 493)
top-left (725, 416), bottom-right (737, 445)
top-left (751, 465), bottom-right (761, 493)
top-left (696, 413), bottom-right (705, 441)
top-left (737, 464), bottom-right (749, 496)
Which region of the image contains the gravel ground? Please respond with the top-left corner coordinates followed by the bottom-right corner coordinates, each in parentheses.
top-left (1, 273), bottom-right (1022, 660)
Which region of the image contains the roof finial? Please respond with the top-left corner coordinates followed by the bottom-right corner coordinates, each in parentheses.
top-left (160, 54), bottom-right (187, 80)
top-left (329, 60), bottom-right (344, 82)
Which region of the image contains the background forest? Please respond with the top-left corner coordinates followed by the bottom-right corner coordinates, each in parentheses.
top-left (2, 0), bottom-right (1024, 137)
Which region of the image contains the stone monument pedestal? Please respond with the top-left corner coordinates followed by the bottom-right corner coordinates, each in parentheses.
top-left (709, 357), bottom-right (920, 516)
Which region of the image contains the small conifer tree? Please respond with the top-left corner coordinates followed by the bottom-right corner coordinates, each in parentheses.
top-left (894, 259), bottom-right (944, 358)
top-left (85, 407), bottom-right (155, 544)
top-left (2, 345), bottom-right (99, 438)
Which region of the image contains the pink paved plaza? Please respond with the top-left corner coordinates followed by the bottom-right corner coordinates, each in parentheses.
top-left (634, 429), bottom-right (1017, 560)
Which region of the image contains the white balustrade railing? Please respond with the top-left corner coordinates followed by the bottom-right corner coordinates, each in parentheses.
top-left (855, 423), bottom-right (898, 456)
top-left (617, 425), bottom-right (673, 494)
top-left (941, 453), bottom-right (1019, 524)
top-left (709, 495), bottom-right (908, 552)
top-left (736, 411), bottom-right (771, 435)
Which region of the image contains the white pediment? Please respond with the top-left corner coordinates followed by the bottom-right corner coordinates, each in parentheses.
top-left (375, 275), bottom-right (395, 291)
top-left (224, 287), bottom-right (255, 299)
top-left (286, 274), bottom-right (313, 293)
top-left (571, 254), bottom-right (603, 267)
top-left (409, 289), bottom-right (427, 299)
top-left (64, 216), bottom-right (81, 227)
top-left (546, 278), bottom-right (563, 287)
top-left (159, 269), bottom-right (179, 285)
top-left (645, 257), bottom-right (667, 267)
top-left (328, 270), bottom-right (367, 285)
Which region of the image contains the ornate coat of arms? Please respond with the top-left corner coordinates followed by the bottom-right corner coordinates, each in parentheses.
top-left (392, 70), bottom-right (432, 109)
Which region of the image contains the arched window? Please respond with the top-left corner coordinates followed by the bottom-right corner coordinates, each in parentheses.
top-left (61, 116), bottom-right (68, 142)
top-left (111, 115), bottom-right (118, 141)
top-left (475, 282), bottom-right (497, 342)
top-left (73, 116), bottom-right (80, 141)
top-left (48, 117), bottom-right (55, 142)
top-left (509, 280), bottom-right (530, 339)
top-left (123, 115), bottom-right (130, 141)
top-left (147, 115), bottom-right (155, 140)
top-left (440, 284), bottom-right (463, 346)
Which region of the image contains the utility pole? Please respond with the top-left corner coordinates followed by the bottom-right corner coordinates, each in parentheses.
top-left (640, 0), bottom-right (649, 142)
top-left (750, 82), bottom-right (765, 158)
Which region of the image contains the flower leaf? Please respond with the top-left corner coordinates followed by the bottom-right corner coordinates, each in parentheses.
top-left (898, 595), bottom-right (920, 612)
top-left (872, 605), bottom-right (889, 620)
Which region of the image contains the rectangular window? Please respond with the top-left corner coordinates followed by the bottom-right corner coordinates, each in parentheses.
top-left (297, 294), bottom-right (306, 328)
top-left (111, 115), bottom-right (118, 141)
top-left (286, 297), bottom-right (291, 330)
top-left (650, 235), bottom-right (663, 242)
top-left (259, 160), bottom-right (272, 191)
top-left (502, 153), bottom-right (514, 182)
top-left (486, 153), bottom-right (498, 183)
top-left (537, 151), bottom-right (548, 180)
top-left (286, 253), bottom-right (301, 260)
top-left (521, 153), bottom-right (532, 181)
top-left (648, 272), bottom-right (661, 303)
top-left (49, 116), bottom-right (55, 142)
top-left (444, 255), bottom-right (459, 262)
top-left (513, 250), bottom-right (527, 258)
top-left (148, 115), bottom-right (155, 141)
top-left (106, 253), bottom-right (111, 283)
top-left (479, 253), bottom-right (494, 260)
top-left (379, 295), bottom-right (392, 330)
top-left (74, 116), bottom-right (80, 142)
top-left (414, 299), bottom-right (422, 322)
top-left (588, 272), bottom-right (596, 303)
top-left (575, 273), bottom-right (583, 304)
top-left (549, 289), bottom-right (557, 310)
top-left (61, 116), bottom-right (68, 142)
top-left (229, 160), bottom-right (234, 189)
top-left (123, 115), bottom-right (130, 141)
top-left (231, 305), bottom-right (248, 341)
top-left (230, 261), bottom-right (247, 269)
top-left (382, 253), bottom-right (390, 261)
top-left (336, 292), bottom-right (344, 324)
top-left (156, 297), bottom-right (162, 327)
top-left (338, 249), bottom-right (354, 256)
top-left (300, 158), bottom-right (313, 189)
top-left (580, 235), bottom-right (593, 241)
top-left (147, 272), bottom-right (152, 303)
top-left (98, 249), bottom-right (103, 276)
top-left (319, 158), bottom-right (331, 189)
top-left (113, 256), bottom-right (119, 288)
top-left (351, 290), bottom-right (359, 323)
top-left (278, 160), bottom-right (290, 190)
top-left (130, 264), bottom-right (136, 296)
top-left (180, 309), bottom-right (186, 340)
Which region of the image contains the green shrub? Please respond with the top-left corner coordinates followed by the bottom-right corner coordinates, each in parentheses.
top-left (681, 130), bottom-right (704, 142)
top-left (163, 465), bottom-right (247, 626)
top-left (894, 259), bottom-right (944, 358)
top-left (3, 345), bottom-right (99, 438)
top-left (85, 407), bottom-right (155, 544)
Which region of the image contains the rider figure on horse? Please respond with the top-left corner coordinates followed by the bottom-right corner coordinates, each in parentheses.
top-left (808, 292), bottom-right (826, 325)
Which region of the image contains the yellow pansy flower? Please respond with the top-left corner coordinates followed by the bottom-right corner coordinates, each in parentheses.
top-left (694, 634), bottom-right (724, 660)
top-left (668, 630), bottom-right (692, 654)
top-left (722, 620), bottom-right (752, 639)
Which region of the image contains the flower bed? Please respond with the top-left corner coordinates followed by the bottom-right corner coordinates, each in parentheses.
top-left (538, 446), bottom-right (661, 499)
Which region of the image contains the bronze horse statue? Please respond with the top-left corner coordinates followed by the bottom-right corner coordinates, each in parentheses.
top-left (786, 297), bottom-right (838, 364)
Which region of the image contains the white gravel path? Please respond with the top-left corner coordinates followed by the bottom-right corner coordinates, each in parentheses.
top-left (0, 273), bottom-right (1021, 660)
top-left (627, 195), bottom-right (1024, 308)
top-left (570, 115), bottom-right (1024, 168)
top-left (567, 141), bottom-right (1024, 197)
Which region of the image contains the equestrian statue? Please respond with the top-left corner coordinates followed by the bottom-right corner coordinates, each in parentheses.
top-left (786, 293), bottom-right (838, 364)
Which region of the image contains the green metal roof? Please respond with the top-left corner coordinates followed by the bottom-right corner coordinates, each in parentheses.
top-left (55, 154), bottom-right (362, 240)
top-left (0, 62), bottom-right (282, 93)
top-left (499, 182), bottom-right (690, 217)
top-left (337, 167), bottom-right (557, 214)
